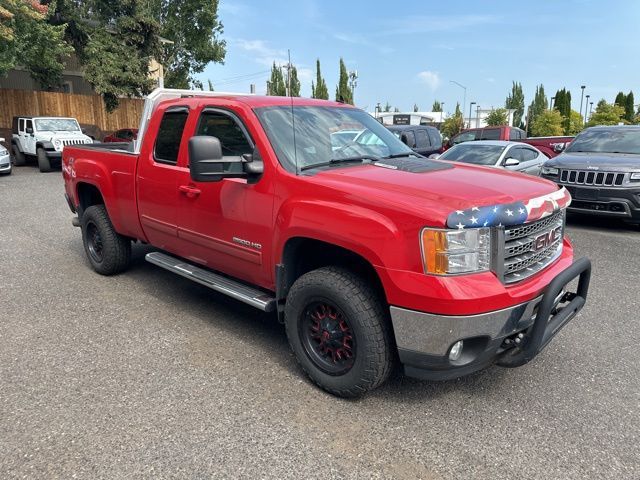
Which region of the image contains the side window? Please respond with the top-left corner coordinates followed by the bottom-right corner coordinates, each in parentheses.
top-left (154, 110), bottom-right (189, 165)
top-left (25, 119), bottom-right (33, 132)
top-left (481, 128), bottom-right (501, 140)
top-left (403, 130), bottom-right (416, 148)
top-left (453, 131), bottom-right (477, 144)
top-left (427, 128), bottom-right (442, 148)
top-left (509, 129), bottom-right (520, 140)
top-left (19, 119), bottom-right (25, 132)
top-left (122, 130), bottom-right (133, 140)
top-left (196, 110), bottom-right (253, 173)
top-left (506, 147), bottom-right (522, 162)
top-left (415, 129), bottom-right (430, 148)
top-left (521, 148), bottom-right (538, 161)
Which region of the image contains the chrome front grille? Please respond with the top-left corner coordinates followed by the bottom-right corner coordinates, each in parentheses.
top-left (560, 169), bottom-right (624, 186)
top-left (499, 211), bottom-right (565, 284)
top-left (62, 139), bottom-right (89, 146)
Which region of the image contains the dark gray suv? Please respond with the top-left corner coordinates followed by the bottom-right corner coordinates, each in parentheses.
top-left (540, 125), bottom-right (640, 223)
top-left (386, 125), bottom-right (443, 157)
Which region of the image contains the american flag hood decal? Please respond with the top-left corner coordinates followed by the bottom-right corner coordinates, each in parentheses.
top-left (446, 187), bottom-right (572, 229)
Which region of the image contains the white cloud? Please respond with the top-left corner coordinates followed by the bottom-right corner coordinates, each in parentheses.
top-left (333, 32), bottom-right (395, 55)
top-left (383, 14), bottom-right (501, 35)
top-left (417, 71), bottom-right (441, 90)
top-left (232, 39), bottom-right (288, 67)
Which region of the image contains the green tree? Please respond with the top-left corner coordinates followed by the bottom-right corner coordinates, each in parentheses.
top-left (0, 1), bottom-right (72, 88)
top-left (311, 59), bottom-right (328, 99)
top-left (432, 100), bottom-right (442, 112)
top-left (527, 84), bottom-right (547, 133)
top-left (530, 109), bottom-right (564, 137)
top-left (289, 65), bottom-right (300, 97)
top-left (413, 104), bottom-right (419, 112)
top-left (335, 57), bottom-right (353, 104)
top-left (441, 102), bottom-right (463, 138)
top-left (553, 87), bottom-right (573, 133)
top-left (566, 110), bottom-right (584, 135)
top-left (505, 81), bottom-right (525, 128)
top-left (207, 79), bottom-right (214, 91)
top-left (614, 91), bottom-right (626, 107)
top-left (144, 0), bottom-right (226, 89)
top-left (624, 91), bottom-right (635, 122)
top-left (587, 99), bottom-right (625, 126)
top-left (267, 62), bottom-right (286, 96)
top-left (485, 108), bottom-right (509, 126)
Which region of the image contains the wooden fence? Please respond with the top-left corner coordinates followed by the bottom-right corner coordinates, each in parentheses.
top-left (0, 89), bottom-right (144, 136)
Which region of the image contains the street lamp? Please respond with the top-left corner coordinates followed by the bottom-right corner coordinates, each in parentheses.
top-left (469, 102), bottom-right (476, 128)
top-left (375, 102), bottom-right (381, 119)
top-left (476, 105), bottom-right (481, 128)
top-left (584, 95), bottom-right (590, 124)
top-left (579, 85), bottom-right (586, 123)
top-left (441, 102), bottom-right (445, 122)
top-left (588, 101), bottom-right (594, 123)
top-left (450, 80), bottom-right (467, 127)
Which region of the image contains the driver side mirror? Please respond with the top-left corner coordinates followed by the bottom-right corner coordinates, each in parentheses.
top-left (188, 135), bottom-right (263, 183)
top-left (552, 142), bottom-right (566, 153)
top-left (504, 158), bottom-right (520, 167)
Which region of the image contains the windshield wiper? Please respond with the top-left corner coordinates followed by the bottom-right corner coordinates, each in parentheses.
top-left (300, 155), bottom-right (380, 171)
top-left (382, 152), bottom-right (422, 159)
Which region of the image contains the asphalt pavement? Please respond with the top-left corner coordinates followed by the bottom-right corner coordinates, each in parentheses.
top-left (1, 166), bottom-right (638, 479)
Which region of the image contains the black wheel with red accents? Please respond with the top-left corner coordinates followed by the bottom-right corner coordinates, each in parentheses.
top-left (285, 266), bottom-right (393, 398)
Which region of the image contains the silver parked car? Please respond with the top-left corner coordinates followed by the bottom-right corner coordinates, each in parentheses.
top-left (0, 137), bottom-right (11, 175)
top-left (436, 140), bottom-right (548, 175)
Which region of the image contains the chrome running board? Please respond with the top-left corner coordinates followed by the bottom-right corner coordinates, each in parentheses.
top-left (145, 252), bottom-right (276, 312)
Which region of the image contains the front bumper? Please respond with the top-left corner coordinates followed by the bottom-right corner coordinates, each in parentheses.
top-left (0, 153), bottom-right (11, 172)
top-left (391, 257), bottom-right (591, 380)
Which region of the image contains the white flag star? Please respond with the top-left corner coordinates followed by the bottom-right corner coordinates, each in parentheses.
top-left (518, 207), bottom-right (525, 214)
top-left (506, 209), bottom-right (514, 216)
top-left (471, 206), bottom-right (480, 211)
top-left (470, 216), bottom-right (478, 224)
top-left (456, 210), bottom-right (464, 215)
top-left (483, 221), bottom-right (489, 226)
top-left (493, 206), bottom-right (498, 213)
top-left (456, 222), bottom-right (465, 230)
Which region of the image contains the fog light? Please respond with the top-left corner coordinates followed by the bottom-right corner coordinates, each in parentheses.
top-left (449, 341), bottom-right (463, 361)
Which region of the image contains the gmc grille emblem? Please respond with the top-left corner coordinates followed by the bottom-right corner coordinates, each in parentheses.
top-left (533, 226), bottom-right (562, 252)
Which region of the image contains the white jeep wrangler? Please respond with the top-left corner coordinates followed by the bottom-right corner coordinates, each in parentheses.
top-left (11, 116), bottom-right (93, 172)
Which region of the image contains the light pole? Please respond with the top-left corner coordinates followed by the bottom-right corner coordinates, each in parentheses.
top-left (348, 70), bottom-right (358, 104)
top-left (450, 80), bottom-right (467, 127)
top-left (579, 85), bottom-right (586, 123)
top-left (375, 102), bottom-right (381, 119)
top-left (469, 102), bottom-right (476, 129)
top-left (441, 102), bottom-right (446, 123)
top-left (584, 95), bottom-right (590, 124)
top-left (588, 102), bottom-right (594, 123)
top-left (476, 105), bottom-right (481, 128)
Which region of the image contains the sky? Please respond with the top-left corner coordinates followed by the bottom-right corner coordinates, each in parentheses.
top-left (196, 0), bottom-right (640, 115)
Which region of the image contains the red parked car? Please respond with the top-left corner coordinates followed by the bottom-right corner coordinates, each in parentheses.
top-left (62, 89), bottom-right (591, 397)
top-left (103, 128), bottom-right (138, 143)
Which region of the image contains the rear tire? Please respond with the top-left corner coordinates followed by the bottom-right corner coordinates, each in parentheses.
top-left (37, 148), bottom-right (51, 172)
top-left (284, 266), bottom-right (393, 398)
top-left (81, 205), bottom-right (131, 275)
top-left (12, 144), bottom-right (25, 166)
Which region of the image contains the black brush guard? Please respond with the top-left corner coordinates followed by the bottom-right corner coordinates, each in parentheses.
top-left (498, 257), bottom-right (592, 368)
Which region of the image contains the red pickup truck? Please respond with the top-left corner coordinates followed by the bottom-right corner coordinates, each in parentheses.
top-left (62, 89), bottom-right (591, 397)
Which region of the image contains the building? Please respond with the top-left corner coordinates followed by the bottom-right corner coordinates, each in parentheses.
top-left (463, 108), bottom-right (518, 129)
top-left (374, 111), bottom-right (447, 126)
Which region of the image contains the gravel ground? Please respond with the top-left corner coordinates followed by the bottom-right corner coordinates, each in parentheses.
top-left (1, 166), bottom-right (638, 479)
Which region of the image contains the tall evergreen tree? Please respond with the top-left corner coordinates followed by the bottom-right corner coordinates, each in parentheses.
top-left (413, 104), bottom-right (419, 112)
top-left (266, 62), bottom-right (286, 96)
top-left (505, 81), bottom-right (525, 128)
top-left (335, 57), bottom-right (353, 104)
top-left (311, 59), bottom-right (329, 99)
top-left (432, 100), bottom-right (442, 112)
top-left (289, 66), bottom-right (300, 97)
top-left (383, 102), bottom-right (391, 112)
top-left (553, 88), bottom-right (572, 134)
top-left (527, 84), bottom-right (547, 132)
top-left (624, 91), bottom-right (635, 122)
top-left (614, 91), bottom-right (626, 107)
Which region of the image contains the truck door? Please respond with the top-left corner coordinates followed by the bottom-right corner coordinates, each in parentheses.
top-left (175, 107), bottom-right (275, 288)
top-left (136, 106), bottom-right (190, 252)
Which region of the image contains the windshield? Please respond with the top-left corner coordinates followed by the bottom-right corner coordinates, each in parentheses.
top-left (439, 143), bottom-right (505, 165)
top-left (565, 128), bottom-right (640, 154)
top-left (255, 106), bottom-right (413, 171)
top-left (34, 118), bottom-right (81, 132)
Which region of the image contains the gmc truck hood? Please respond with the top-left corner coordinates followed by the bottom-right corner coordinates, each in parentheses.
top-left (308, 160), bottom-right (561, 226)
top-left (546, 152), bottom-right (640, 171)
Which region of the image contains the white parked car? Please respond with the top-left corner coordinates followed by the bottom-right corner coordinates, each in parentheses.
top-left (11, 116), bottom-right (93, 172)
top-left (436, 140), bottom-right (548, 176)
top-left (0, 137), bottom-right (11, 175)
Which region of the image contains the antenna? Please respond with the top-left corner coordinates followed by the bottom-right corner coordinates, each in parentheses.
top-left (288, 49), bottom-right (299, 174)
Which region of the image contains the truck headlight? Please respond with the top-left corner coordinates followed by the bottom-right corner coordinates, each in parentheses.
top-left (630, 172), bottom-right (640, 181)
top-left (53, 139), bottom-right (62, 147)
top-left (421, 227), bottom-right (491, 275)
top-left (541, 166), bottom-right (559, 176)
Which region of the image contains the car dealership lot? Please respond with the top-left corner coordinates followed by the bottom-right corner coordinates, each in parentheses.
top-left (1, 167), bottom-right (638, 479)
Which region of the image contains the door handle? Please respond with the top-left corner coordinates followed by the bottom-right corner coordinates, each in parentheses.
top-left (178, 185), bottom-right (201, 198)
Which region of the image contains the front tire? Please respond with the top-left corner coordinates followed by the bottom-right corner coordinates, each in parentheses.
top-left (81, 205), bottom-right (131, 275)
top-left (285, 266), bottom-right (393, 398)
top-left (36, 148), bottom-right (51, 172)
top-left (12, 145), bottom-right (25, 166)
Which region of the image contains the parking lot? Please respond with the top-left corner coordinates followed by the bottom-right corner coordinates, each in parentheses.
top-left (1, 166), bottom-right (638, 479)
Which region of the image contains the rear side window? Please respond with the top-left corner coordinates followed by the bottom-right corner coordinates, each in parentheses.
top-left (154, 110), bottom-right (189, 165)
top-left (481, 129), bottom-right (501, 140)
top-left (19, 119), bottom-right (25, 132)
top-left (403, 130), bottom-right (416, 148)
top-left (453, 130), bottom-right (478, 144)
top-left (415, 129), bottom-right (430, 148)
top-left (428, 128), bottom-right (442, 148)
